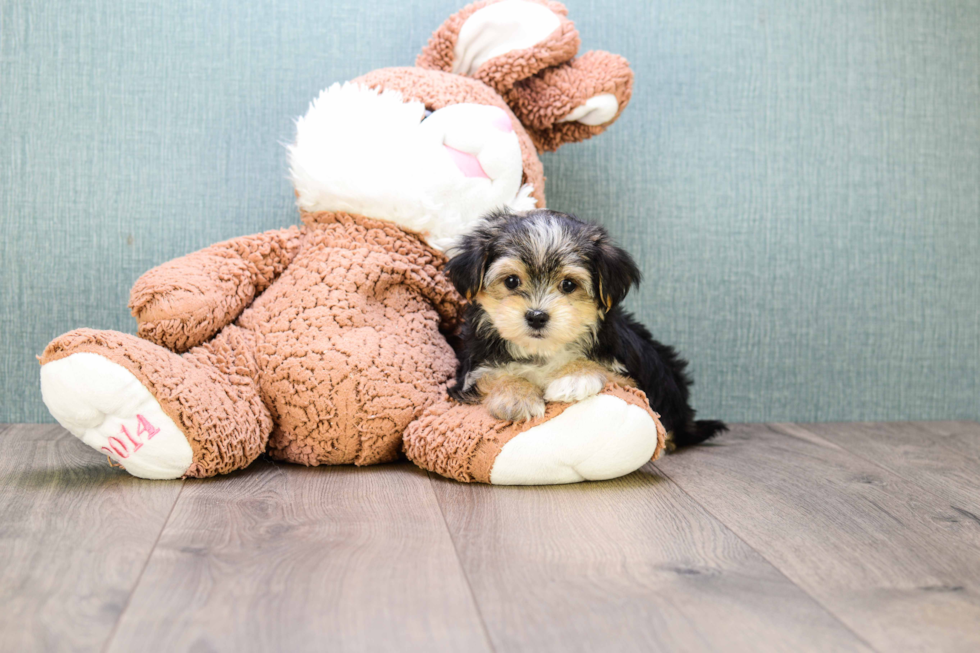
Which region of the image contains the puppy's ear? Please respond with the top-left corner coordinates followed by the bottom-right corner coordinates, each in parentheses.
top-left (446, 238), bottom-right (488, 300)
top-left (446, 213), bottom-right (506, 299)
top-left (589, 227), bottom-right (641, 311)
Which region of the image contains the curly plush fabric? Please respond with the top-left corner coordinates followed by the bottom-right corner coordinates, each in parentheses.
top-left (249, 211), bottom-right (461, 466)
top-left (39, 0), bottom-right (644, 482)
top-left (404, 383), bottom-right (666, 483)
top-left (40, 326), bottom-right (272, 478)
top-left (507, 50), bottom-right (634, 151)
top-left (43, 212), bottom-right (461, 473)
top-left (415, 0), bottom-right (632, 153)
top-left (130, 227), bottom-right (303, 352)
top-left (416, 0), bottom-right (580, 96)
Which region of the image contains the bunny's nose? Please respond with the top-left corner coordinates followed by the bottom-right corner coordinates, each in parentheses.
top-left (490, 107), bottom-right (513, 133)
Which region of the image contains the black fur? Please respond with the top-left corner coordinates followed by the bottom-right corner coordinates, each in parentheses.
top-left (591, 236), bottom-right (641, 310)
top-left (447, 210), bottom-right (726, 447)
top-left (588, 307), bottom-right (727, 446)
top-left (448, 302), bottom-right (513, 404)
top-left (444, 209), bottom-right (514, 299)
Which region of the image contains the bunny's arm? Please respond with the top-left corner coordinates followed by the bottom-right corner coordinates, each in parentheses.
top-left (402, 254), bottom-right (465, 337)
top-left (129, 227), bottom-right (303, 352)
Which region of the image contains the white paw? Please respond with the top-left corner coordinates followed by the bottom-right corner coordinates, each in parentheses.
top-left (490, 394), bottom-right (660, 485)
top-left (544, 373), bottom-right (605, 403)
top-left (40, 353), bottom-right (192, 479)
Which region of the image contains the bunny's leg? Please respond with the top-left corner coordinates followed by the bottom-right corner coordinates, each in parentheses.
top-left (40, 325), bottom-right (271, 479)
top-left (404, 383), bottom-right (666, 485)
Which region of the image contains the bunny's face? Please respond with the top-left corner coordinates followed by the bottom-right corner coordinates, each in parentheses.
top-left (290, 0), bottom-right (634, 250)
top-left (290, 69), bottom-right (539, 251)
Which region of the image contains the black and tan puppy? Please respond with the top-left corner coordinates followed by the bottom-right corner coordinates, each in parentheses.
top-left (446, 209), bottom-right (726, 447)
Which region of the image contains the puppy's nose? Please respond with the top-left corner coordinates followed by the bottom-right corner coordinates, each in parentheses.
top-left (525, 310), bottom-right (550, 330)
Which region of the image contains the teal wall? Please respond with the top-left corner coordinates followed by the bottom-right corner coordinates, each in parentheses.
top-left (2, 1), bottom-right (978, 424)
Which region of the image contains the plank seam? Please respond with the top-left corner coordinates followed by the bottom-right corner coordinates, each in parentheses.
top-left (99, 479), bottom-right (185, 653)
top-left (780, 423), bottom-right (980, 544)
top-left (425, 472), bottom-right (498, 653)
top-left (651, 457), bottom-right (880, 653)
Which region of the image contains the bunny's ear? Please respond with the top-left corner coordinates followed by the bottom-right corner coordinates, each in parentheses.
top-left (507, 50), bottom-right (634, 152)
top-left (416, 0), bottom-right (580, 95)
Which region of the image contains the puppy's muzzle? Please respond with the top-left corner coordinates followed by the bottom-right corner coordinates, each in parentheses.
top-left (525, 310), bottom-right (550, 331)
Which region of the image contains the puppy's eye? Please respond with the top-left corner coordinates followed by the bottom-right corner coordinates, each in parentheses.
top-left (560, 279), bottom-right (577, 293)
top-left (504, 275), bottom-right (521, 290)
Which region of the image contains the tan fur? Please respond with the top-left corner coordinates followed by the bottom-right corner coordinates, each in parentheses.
top-left (597, 277), bottom-right (613, 311)
top-left (466, 284), bottom-right (624, 409)
top-left (550, 358), bottom-right (608, 380)
top-left (477, 372), bottom-right (546, 422)
top-left (463, 213), bottom-right (641, 413)
top-left (476, 255), bottom-right (599, 358)
top-left (484, 257), bottom-right (529, 287)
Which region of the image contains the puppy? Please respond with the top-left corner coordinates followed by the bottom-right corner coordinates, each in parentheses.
top-left (445, 209), bottom-right (726, 448)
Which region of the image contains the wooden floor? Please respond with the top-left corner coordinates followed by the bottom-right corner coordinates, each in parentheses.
top-left (2, 422), bottom-right (979, 653)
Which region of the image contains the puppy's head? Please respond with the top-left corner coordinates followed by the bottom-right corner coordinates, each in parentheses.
top-left (447, 209), bottom-right (640, 358)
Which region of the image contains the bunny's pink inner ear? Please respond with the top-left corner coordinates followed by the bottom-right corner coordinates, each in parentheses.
top-left (451, 1), bottom-right (562, 76)
top-left (417, 0), bottom-right (579, 94)
top-left (506, 50), bottom-right (634, 152)
top-left (556, 93), bottom-right (620, 126)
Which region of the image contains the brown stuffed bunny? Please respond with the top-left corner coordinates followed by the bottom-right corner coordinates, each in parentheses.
top-left (39, 0), bottom-right (665, 484)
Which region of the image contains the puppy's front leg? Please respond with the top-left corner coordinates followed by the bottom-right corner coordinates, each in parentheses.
top-left (479, 373), bottom-right (546, 422)
top-left (544, 360), bottom-right (614, 403)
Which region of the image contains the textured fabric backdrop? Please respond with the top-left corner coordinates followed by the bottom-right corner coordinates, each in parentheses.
top-left (2, 0), bottom-right (978, 423)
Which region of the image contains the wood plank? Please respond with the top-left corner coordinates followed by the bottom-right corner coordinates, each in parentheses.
top-left (430, 467), bottom-right (873, 653)
top-left (797, 421), bottom-right (980, 530)
top-left (0, 424), bottom-right (183, 653)
top-left (917, 421), bottom-right (980, 460)
top-left (104, 460), bottom-right (492, 653)
top-left (656, 423), bottom-right (980, 653)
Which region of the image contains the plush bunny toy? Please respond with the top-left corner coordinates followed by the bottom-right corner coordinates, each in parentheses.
top-left (39, 0), bottom-right (666, 484)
